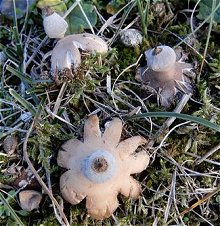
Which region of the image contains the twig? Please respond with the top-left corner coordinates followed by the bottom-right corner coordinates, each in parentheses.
top-left (186, 152), bottom-right (220, 166)
top-left (53, 82), bottom-right (67, 115)
top-left (63, 0), bottom-right (95, 34)
top-left (0, 122), bottom-right (25, 139)
top-left (44, 154), bottom-right (65, 225)
top-left (62, 0), bottom-right (78, 19)
top-left (157, 121), bottom-right (190, 151)
top-left (46, 105), bottom-right (76, 128)
top-left (26, 36), bottom-right (48, 67)
top-left (195, 142), bottom-right (220, 165)
top-left (179, 184), bottom-right (220, 217)
top-left (108, 0), bottom-right (136, 46)
top-left (23, 119), bottom-right (70, 226)
top-left (164, 170), bottom-right (176, 222)
top-left (111, 54), bottom-right (142, 110)
top-left (175, 1), bottom-right (220, 49)
top-left (77, 1), bottom-right (95, 34)
top-left (147, 93), bottom-right (191, 149)
top-left (97, 0), bottom-right (135, 35)
top-left (190, 0), bottom-right (201, 37)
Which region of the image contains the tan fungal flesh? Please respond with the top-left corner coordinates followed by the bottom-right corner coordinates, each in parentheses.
top-left (57, 115), bottom-right (149, 220)
top-left (86, 192), bottom-right (119, 220)
top-left (102, 118), bottom-right (123, 148)
top-left (51, 33), bottom-right (108, 74)
top-left (83, 114), bottom-right (101, 141)
top-left (51, 38), bottom-right (81, 71)
top-left (120, 177), bottom-right (142, 198)
top-left (127, 151), bottom-right (150, 174)
top-left (70, 33), bottom-right (108, 53)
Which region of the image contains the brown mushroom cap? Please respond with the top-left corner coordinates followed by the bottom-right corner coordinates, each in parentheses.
top-left (57, 115), bottom-right (149, 220)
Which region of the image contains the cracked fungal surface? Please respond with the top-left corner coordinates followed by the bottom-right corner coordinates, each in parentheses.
top-left (57, 115), bottom-right (149, 220)
top-left (136, 45), bottom-right (194, 107)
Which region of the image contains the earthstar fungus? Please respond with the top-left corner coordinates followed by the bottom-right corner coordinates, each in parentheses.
top-left (136, 45), bottom-right (193, 107)
top-left (57, 115), bottom-right (149, 220)
top-left (51, 33), bottom-right (108, 79)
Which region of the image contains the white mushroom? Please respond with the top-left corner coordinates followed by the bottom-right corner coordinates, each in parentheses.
top-left (145, 46), bottom-right (176, 73)
top-left (43, 12), bottom-right (68, 39)
top-left (51, 36), bottom-right (81, 72)
top-left (51, 33), bottom-right (108, 77)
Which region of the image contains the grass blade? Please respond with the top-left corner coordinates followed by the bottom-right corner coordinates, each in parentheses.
top-left (6, 65), bottom-right (33, 84)
top-left (126, 112), bottom-right (220, 132)
top-left (136, 0), bottom-right (148, 39)
top-left (35, 96), bottom-right (46, 120)
top-left (0, 191), bottom-right (25, 226)
top-left (6, 66), bottom-right (40, 104)
top-left (9, 88), bottom-right (36, 116)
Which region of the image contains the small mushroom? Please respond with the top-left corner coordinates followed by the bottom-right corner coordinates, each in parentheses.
top-left (19, 190), bottom-right (42, 211)
top-left (43, 12), bottom-right (68, 39)
top-left (57, 115), bottom-right (149, 220)
top-left (136, 45), bottom-right (193, 107)
top-left (51, 35), bottom-right (81, 73)
top-left (119, 29), bottom-right (143, 47)
top-left (3, 135), bottom-right (18, 155)
top-left (51, 33), bottom-right (108, 77)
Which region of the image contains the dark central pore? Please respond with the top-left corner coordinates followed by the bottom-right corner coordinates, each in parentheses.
top-left (153, 47), bottom-right (162, 55)
top-left (91, 157), bottom-right (108, 173)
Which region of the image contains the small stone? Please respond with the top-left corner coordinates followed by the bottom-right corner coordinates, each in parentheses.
top-left (3, 135), bottom-right (18, 155)
top-left (119, 29), bottom-right (143, 47)
top-left (19, 190), bottom-right (42, 211)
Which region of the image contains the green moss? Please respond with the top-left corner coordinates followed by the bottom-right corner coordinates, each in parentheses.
top-left (28, 122), bottom-right (72, 171)
top-left (34, 216), bottom-right (60, 226)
